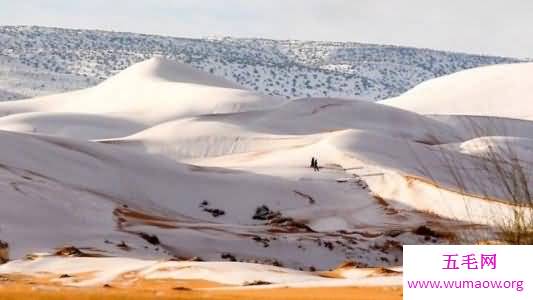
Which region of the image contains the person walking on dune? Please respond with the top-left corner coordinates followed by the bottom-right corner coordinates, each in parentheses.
top-left (310, 157), bottom-right (316, 169)
top-left (313, 158), bottom-right (320, 172)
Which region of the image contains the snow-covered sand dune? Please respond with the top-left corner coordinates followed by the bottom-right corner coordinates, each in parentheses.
top-left (1, 57), bottom-right (533, 285)
top-left (101, 97), bottom-right (459, 161)
top-left (383, 62), bottom-right (533, 120)
top-left (0, 128), bottom-right (430, 268)
top-left (0, 57), bottom-right (285, 138)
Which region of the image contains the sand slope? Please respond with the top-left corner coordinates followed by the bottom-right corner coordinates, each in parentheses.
top-left (1, 58), bottom-right (532, 288)
top-left (383, 63), bottom-right (533, 120)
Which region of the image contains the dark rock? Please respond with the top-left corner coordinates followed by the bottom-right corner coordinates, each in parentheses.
top-left (116, 241), bottom-right (131, 251)
top-left (413, 225), bottom-right (441, 238)
top-left (221, 253), bottom-right (237, 262)
top-left (252, 205), bottom-right (274, 220)
top-left (55, 246), bottom-right (86, 257)
top-left (272, 260), bottom-right (283, 267)
top-left (243, 280), bottom-right (272, 286)
top-left (323, 241), bottom-right (334, 251)
top-left (204, 208), bottom-right (225, 218)
top-left (138, 232), bottom-right (160, 245)
top-left (251, 236), bottom-right (270, 247)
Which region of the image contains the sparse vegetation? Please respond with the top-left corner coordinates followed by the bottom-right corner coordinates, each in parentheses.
top-left (419, 119), bottom-right (533, 245)
top-left (463, 132), bottom-right (533, 244)
top-left (0, 25), bottom-right (523, 102)
top-left (199, 201), bottom-right (225, 217)
top-left (0, 240), bottom-right (9, 264)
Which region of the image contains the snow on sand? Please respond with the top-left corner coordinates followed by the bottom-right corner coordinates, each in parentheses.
top-left (1, 57), bottom-right (533, 288)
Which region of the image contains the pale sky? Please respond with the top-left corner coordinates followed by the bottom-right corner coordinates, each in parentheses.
top-left (1, 0), bottom-right (532, 58)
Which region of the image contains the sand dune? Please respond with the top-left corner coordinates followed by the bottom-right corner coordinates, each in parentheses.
top-left (0, 57), bottom-right (285, 136)
top-left (1, 57), bottom-right (532, 297)
top-left (383, 62), bottom-right (533, 119)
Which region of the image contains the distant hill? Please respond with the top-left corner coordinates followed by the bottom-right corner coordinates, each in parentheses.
top-left (0, 25), bottom-right (524, 101)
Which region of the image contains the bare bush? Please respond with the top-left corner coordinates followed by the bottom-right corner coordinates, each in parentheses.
top-left (0, 240), bottom-right (9, 264)
top-left (414, 117), bottom-right (533, 244)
